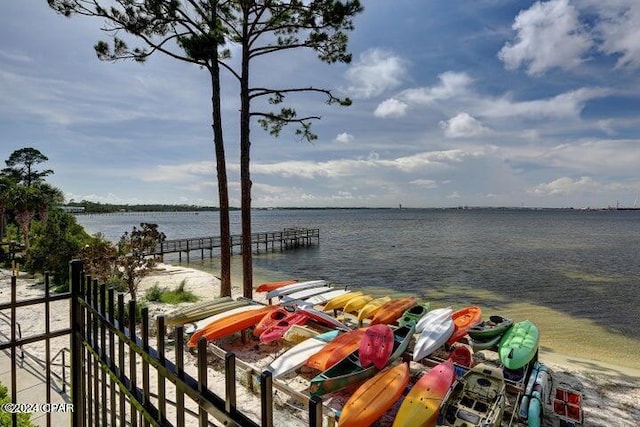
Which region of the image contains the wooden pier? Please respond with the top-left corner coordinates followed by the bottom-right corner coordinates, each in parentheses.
top-left (150, 227), bottom-right (319, 262)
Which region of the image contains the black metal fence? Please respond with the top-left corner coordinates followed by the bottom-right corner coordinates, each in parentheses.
top-left (0, 261), bottom-right (326, 426)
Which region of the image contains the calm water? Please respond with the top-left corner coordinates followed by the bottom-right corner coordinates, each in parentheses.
top-left (76, 208), bottom-right (640, 369)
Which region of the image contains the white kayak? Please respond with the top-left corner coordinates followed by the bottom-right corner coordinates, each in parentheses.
top-left (304, 289), bottom-right (351, 306)
top-left (266, 280), bottom-right (326, 299)
top-left (267, 330), bottom-right (340, 378)
top-left (280, 286), bottom-right (335, 303)
top-left (415, 307), bottom-right (452, 333)
top-left (413, 308), bottom-right (454, 361)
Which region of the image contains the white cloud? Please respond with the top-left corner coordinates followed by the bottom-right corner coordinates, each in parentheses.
top-left (399, 72), bottom-right (473, 104)
top-left (409, 179), bottom-right (438, 188)
top-left (498, 0), bottom-right (592, 75)
top-left (345, 49), bottom-right (408, 98)
top-left (374, 98), bottom-right (408, 118)
top-left (591, 1), bottom-right (640, 68)
top-left (335, 132), bottom-right (354, 144)
top-left (440, 112), bottom-right (490, 138)
top-left (530, 176), bottom-right (612, 196)
top-left (480, 88), bottom-right (609, 119)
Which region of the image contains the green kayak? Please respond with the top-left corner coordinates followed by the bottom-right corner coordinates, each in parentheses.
top-left (498, 319), bottom-right (539, 370)
top-left (398, 302), bottom-right (430, 327)
top-left (468, 315), bottom-right (513, 340)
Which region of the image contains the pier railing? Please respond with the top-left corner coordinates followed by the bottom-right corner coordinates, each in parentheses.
top-left (150, 227), bottom-right (320, 262)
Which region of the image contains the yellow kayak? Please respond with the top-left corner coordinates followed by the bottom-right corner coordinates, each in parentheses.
top-left (323, 291), bottom-right (363, 312)
top-left (358, 296), bottom-right (391, 322)
top-left (343, 294), bottom-right (373, 313)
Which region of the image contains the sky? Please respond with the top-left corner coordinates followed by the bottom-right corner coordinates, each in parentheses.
top-left (1, 0), bottom-right (640, 209)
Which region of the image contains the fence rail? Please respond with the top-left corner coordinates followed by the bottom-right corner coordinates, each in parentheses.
top-left (0, 261), bottom-right (328, 426)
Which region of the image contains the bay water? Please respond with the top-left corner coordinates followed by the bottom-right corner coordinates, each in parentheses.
top-left (76, 208), bottom-right (640, 369)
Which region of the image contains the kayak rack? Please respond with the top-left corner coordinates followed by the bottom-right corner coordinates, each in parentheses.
top-left (206, 342), bottom-right (338, 426)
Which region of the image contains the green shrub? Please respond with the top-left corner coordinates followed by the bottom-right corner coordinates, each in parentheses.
top-left (0, 382), bottom-right (36, 426)
top-left (144, 280), bottom-right (198, 305)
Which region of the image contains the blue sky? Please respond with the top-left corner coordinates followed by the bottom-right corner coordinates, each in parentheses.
top-left (1, 0), bottom-right (639, 208)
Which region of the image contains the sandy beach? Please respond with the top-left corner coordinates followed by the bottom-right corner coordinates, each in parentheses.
top-left (1, 264), bottom-right (639, 426)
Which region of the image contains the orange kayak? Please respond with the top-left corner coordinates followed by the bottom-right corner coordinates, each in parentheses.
top-left (256, 280), bottom-right (298, 293)
top-left (370, 297), bottom-right (416, 325)
top-left (446, 306), bottom-right (482, 346)
top-left (188, 305), bottom-right (274, 347)
top-left (340, 363), bottom-right (410, 427)
top-left (306, 328), bottom-right (367, 371)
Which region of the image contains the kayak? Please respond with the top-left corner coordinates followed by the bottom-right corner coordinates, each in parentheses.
top-left (339, 363), bottom-right (410, 427)
top-left (449, 345), bottom-right (472, 367)
top-left (309, 324), bottom-right (414, 396)
top-left (446, 305), bottom-right (482, 346)
top-left (413, 308), bottom-right (454, 362)
top-left (392, 359), bottom-right (456, 427)
top-left (256, 279), bottom-right (298, 293)
top-left (189, 304), bottom-right (263, 335)
top-left (343, 294), bottom-right (374, 313)
top-left (370, 297), bottom-right (416, 325)
top-left (164, 296), bottom-right (233, 326)
top-left (359, 324), bottom-right (394, 370)
top-left (187, 305), bottom-right (275, 347)
top-left (306, 328), bottom-right (367, 372)
top-left (323, 291), bottom-right (364, 312)
top-left (259, 311), bottom-right (310, 344)
top-left (253, 306), bottom-right (295, 336)
top-left (468, 315), bottom-right (513, 340)
top-left (357, 296), bottom-right (391, 322)
top-left (498, 319), bottom-right (539, 370)
top-left (267, 330), bottom-right (340, 378)
top-left (283, 325), bottom-right (318, 344)
top-left (398, 302), bottom-right (431, 327)
top-left (416, 307), bottom-right (451, 333)
top-left (303, 289), bottom-right (350, 306)
top-left (279, 286), bottom-right (334, 303)
top-left (266, 280), bottom-right (326, 299)
top-left (469, 334), bottom-right (502, 352)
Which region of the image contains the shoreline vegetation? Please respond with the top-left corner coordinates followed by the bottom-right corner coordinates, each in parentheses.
top-left (2, 264), bottom-right (638, 426)
top-left (64, 202), bottom-right (640, 214)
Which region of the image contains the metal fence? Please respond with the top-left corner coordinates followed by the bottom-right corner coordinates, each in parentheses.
top-left (0, 260), bottom-right (325, 426)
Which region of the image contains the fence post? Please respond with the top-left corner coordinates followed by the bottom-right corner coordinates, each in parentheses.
top-left (260, 371), bottom-right (273, 427)
top-left (70, 259), bottom-right (85, 426)
top-left (309, 395), bottom-right (323, 427)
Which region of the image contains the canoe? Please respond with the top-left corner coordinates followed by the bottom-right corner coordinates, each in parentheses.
top-left (259, 311), bottom-right (310, 344)
top-left (309, 324), bottom-right (414, 396)
top-left (306, 328), bottom-right (367, 372)
top-left (392, 359), bottom-right (456, 427)
top-left (266, 280), bottom-right (326, 299)
top-left (468, 315), bottom-right (513, 340)
top-left (357, 296), bottom-right (391, 322)
top-left (253, 306), bottom-right (296, 336)
top-left (303, 289), bottom-right (350, 306)
top-left (438, 363), bottom-right (506, 427)
top-left (416, 307), bottom-right (451, 333)
top-left (413, 308), bottom-right (454, 362)
top-left (323, 291), bottom-right (364, 312)
top-left (283, 325), bottom-right (318, 344)
top-left (370, 297), bottom-right (417, 325)
top-left (498, 319), bottom-right (539, 370)
top-left (359, 324), bottom-right (394, 370)
top-left (343, 294), bottom-right (374, 313)
top-left (339, 363), bottom-right (410, 427)
top-left (256, 279), bottom-right (298, 293)
top-left (267, 330), bottom-right (340, 378)
top-left (280, 286), bottom-right (334, 303)
top-left (187, 305), bottom-right (275, 347)
top-left (446, 306), bottom-right (482, 346)
top-left (189, 304), bottom-right (264, 335)
top-left (164, 296), bottom-right (233, 326)
top-left (398, 302), bottom-right (431, 327)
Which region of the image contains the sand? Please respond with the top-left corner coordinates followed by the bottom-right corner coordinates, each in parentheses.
top-left (1, 264), bottom-right (639, 426)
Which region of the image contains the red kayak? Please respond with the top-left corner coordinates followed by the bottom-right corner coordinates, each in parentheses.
top-left (306, 328), bottom-right (367, 371)
top-left (259, 311), bottom-right (310, 344)
top-left (359, 324), bottom-right (394, 370)
top-left (253, 306), bottom-right (294, 336)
